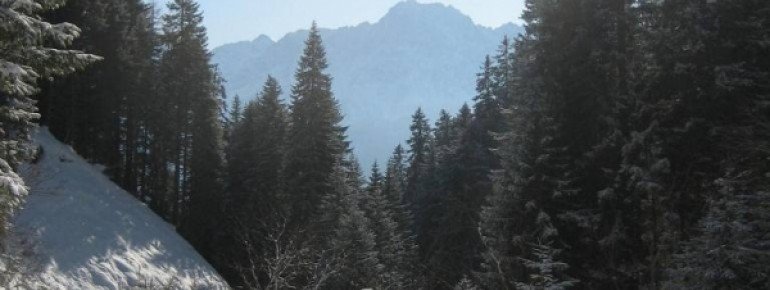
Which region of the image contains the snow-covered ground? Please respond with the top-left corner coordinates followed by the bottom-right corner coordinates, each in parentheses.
top-left (10, 128), bottom-right (228, 289)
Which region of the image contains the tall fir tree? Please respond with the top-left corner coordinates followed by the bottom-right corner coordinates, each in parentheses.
top-left (283, 23), bottom-right (347, 235)
top-left (314, 155), bottom-right (381, 289)
top-left (157, 0), bottom-right (225, 259)
top-left (428, 55), bottom-right (506, 286)
top-left (383, 144), bottom-right (422, 285)
top-left (37, 0), bottom-right (159, 200)
top-left (363, 161), bottom-right (421, 289)
top-left (404, 107), bottom-right (436, 263)
top-left (223, 76), bottom-right (287, 286)
top-left (635, 0), bottom-right (770, 287)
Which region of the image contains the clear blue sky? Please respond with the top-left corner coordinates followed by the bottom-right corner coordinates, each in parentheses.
top-left (172, 0), bottom-right (526, 47)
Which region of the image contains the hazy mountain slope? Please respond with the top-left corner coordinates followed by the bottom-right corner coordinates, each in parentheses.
top-left (213, 1), bottom-right (523, 166)
top-left (10, 128), bottom-right (228, 289)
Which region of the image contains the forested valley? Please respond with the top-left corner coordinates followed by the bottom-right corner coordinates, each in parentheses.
top-left (1, 0), bottom-right (769, 289)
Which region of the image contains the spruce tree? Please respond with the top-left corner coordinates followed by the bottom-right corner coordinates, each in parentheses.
top-left (478, 14), bottom-right (564, 288)
top-left (430, 61), bottom-right (504, 284)
top-left (228, 76), bottom-right (285, 215)
top-left (636, 0), bottom-right (770, 287)
top-left (405, 107), bottom-right (432, 205)
top-left (382, 144), bottom-right (421, 284)
top-left (363, 162), bottom-right (402, 288)
top-left (404, 107), bottom-right (437, 267)
top-left (383, 145), bottom-right (408, 206)
top-left (224, 76), bottom-right (287, 286)
top-left (666, 191), bottom-right (770, 289)
top-left (315, 156), bottom-right (381, 289)
top-left (362, 161), bottom-right (422, 289)
top-left (157, 0), bottom-right (225, 258)
top-left (38, 0), bottom-right (157, 192)
top-left (283, 23), bottom-right (347, 235)
top-left (223, 94), bottom-right (242, 141)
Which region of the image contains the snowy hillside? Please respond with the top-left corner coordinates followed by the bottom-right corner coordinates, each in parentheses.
top-left (213, 1), bottom-right (523, 167)
top-left (10, 128), bottom-right (228, 289)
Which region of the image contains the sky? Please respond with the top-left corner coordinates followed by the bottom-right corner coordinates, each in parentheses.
top-left (176, 0), bottom-right (526, 48)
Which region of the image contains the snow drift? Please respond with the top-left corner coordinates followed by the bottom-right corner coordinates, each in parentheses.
top-left (10, 128), bottom-right (228, 289)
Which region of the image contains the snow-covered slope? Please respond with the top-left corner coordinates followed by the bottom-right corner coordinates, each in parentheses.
top-left (11, 128), bottom-right (228, 289)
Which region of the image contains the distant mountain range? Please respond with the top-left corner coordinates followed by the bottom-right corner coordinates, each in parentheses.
top-left (212, 0), bottom-right (523, 167)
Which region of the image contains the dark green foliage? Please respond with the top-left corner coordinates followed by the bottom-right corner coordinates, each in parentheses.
top-left (227, 77), bottom-right (286, 216)
top-left (283, 23), bottom-right (347, 234)
top-left (316, 158), bottom-right (381, 289)
top-left (666, 190), bottom-right (770, 289)
top-left (154, 0), bottom-right (226, 259)
top-left (405, 108), bottom-right (433, 206)
top-left (39, 0), bottom-right (154, 190)
top-left (18, 0), bottom-right (770, 289)
top-left (363, 161), bottom-right (421, 289)
top-left (426, 56), bottom-right (506, 286)
top-left (223, 94), bottom-right (242, 140)
top-left (223, 77), bottom-right (288, 286)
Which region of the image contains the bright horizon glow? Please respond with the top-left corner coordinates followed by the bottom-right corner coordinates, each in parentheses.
top-left (154, 0), bottom-right (526, 48)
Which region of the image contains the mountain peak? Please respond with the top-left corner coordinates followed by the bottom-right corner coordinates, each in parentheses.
top-left (253, 34), bottom-right (274, 44)
top-left (380, 0), bottom-right (473, 26)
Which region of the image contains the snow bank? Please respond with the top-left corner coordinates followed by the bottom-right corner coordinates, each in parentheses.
top-left (11, 128), bottom-right (228, 289)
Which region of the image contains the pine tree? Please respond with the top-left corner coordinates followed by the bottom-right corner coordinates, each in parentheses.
top-left (363, 162), bottom-right (402, 288)
top-left (666, 190), bottom-right (770, 289)
top-left (37, 0), bottom-right (158, 194)
top-left (383, 145), bottom-right (408, 206)
top-left (361, 161), bottom-right (422, 289)
top-left (429, 59), bottom-right (504, 285)
top-left (283, 23), bottom-right (347, 235)
top-left (404, 108), bottom-right (432, 244)
top-left (228, 76), bottom-right (285, 215)
top-left (223, 94), bottom-right (242, 141)
top-left (489, 37), bottom-right (510, 104)
top-left (405, 107), bottom-right (432, 206)
top-left (156, 0), bottom-right (225, 259)
top-left (432, 110), bottom-right (455, 164)
top-left (224, 76), bottom-right (288, 286)
top-left (315, 157), bottom-right (381, 289)
top-left (382, 144), bottom-right (421, 284)
top-left (478, 14), bottom-right (566, 288)
top-left (0, 0), bottom-right (99, 237)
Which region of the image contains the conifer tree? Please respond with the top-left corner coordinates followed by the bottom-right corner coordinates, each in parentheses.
top-left (633, 1), bottom-right (770, 287)
top-left (430, 76), bottom-right (502, 285)
top-left (223, 94), bottom-right (242, 141)
top-left (383, 145), bottom-right (408, 206)
top-left (432, 110), bottom-right (455, 163)
top-left (405, 107), bottom-right (432, 205)
top-left (382, 145), bottom-right (421, 283)
top-left (224, 76), bottom-right (287, 286)
top-left (157, 0), bottom-right (225, 258)
top-left (283, 23), bottom-right (347, 234)
top-left (363, 162), bottom-right (402, 288)
top-left (666, 190), bottom-right (770, 289)
top-left (315, 156), bottom-right (381, 289)
top-left (490, 37), bottom-right (513, 109)
top-left (38, 0), bottom-right (157, 190)
top-left (478, 12), bottom-right (563, 288)
top-left (228, 77), bottom-right (285, 215)
top-left (361, 161), bottom-right (422, 289)
top-left (404, 107), bottom-right (439, 269)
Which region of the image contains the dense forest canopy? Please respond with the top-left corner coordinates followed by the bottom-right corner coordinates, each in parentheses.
top-left (1, 0), bottom-right (769, 289)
